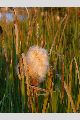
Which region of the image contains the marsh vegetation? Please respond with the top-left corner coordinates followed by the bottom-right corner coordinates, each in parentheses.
top-left (0, 8), bottom-right (80, 113)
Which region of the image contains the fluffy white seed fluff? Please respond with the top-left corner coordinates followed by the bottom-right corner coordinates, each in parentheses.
top-left (26, 45), bottom-right (49, 83)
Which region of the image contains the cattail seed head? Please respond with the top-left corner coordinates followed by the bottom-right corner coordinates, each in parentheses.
top-left (26, 45), bottom-right (49, 84)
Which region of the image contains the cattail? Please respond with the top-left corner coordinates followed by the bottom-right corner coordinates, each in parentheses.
top-left (17, 45), bottom-right (49, 86)
top-left (26, 45), bottom-right (49, 86)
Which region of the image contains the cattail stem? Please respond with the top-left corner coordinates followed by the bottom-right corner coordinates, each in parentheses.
top-left (61, 59), bottom-right (64, 101)
top-left (33, 89), bottom-right (38, 112)
top-left (64, 81), bottom-right (76, 112)
top-left (13, 8), bottom-right (19, 55)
